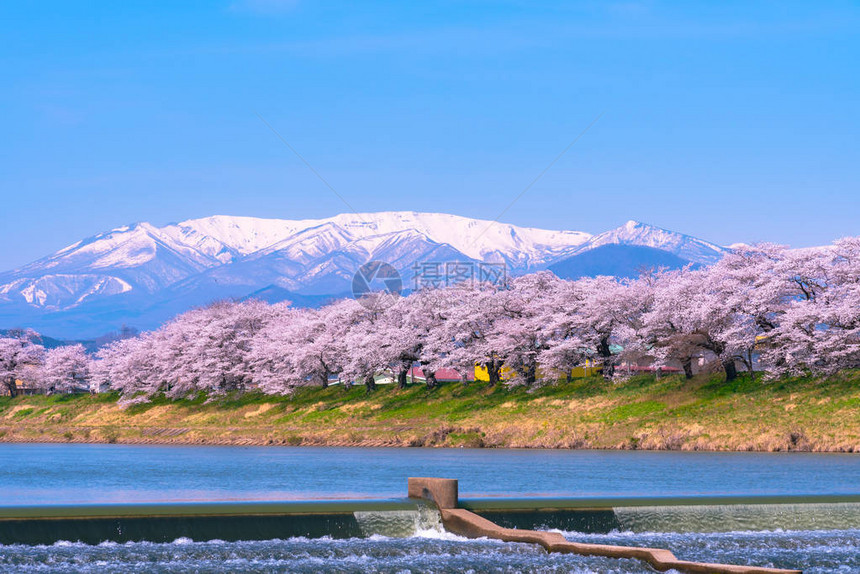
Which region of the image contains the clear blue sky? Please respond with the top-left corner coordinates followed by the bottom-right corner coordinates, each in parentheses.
top-left (2, 1), bottom-right (858, 271)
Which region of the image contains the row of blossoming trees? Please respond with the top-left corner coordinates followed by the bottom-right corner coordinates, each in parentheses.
top-left (2, 239), bottom-right (858, 402)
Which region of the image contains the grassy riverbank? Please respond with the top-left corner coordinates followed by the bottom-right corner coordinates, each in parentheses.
top-left (1, 372), bottom-right (858, 451)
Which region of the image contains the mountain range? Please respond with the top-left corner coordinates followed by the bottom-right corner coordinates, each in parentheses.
top-left (0, 212), bottom-right (727, 338)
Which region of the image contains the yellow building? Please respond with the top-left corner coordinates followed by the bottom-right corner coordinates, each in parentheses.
top-left (474, 359), bottom-right (601, 382)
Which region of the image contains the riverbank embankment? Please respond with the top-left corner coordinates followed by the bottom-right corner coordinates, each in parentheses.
top-left (1, 372), bottom-right (858, 451)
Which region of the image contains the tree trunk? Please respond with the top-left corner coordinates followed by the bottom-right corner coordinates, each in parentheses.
top-left (318, 360), bottom-right (330, 388)
top-left (364, 374), bottom-right (377, 392)
top-left (597, 337), bottom-right (615, 379)
top-left (4, 377), bottom-right (17, 398)
top-left (722, 359), bottom-right (738, 382)
top-left (525, 361), bottom-right (537, 386)
top-left (397, 364), bottom-right (409, 389)
top-left (424, 370), bottom-right (439, 389)
top-left (746, 350), bottom-right (756, 382)
top-left (682, 358), bottom-right (694, 380)
top-left (486, 358), bottom-right (502, 387)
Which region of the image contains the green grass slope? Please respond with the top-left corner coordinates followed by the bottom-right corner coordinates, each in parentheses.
top-left (0, 372), bottom-right (858, 451)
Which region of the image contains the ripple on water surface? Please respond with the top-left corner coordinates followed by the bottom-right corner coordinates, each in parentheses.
top-left (0, 529), bottom-right (857, 574)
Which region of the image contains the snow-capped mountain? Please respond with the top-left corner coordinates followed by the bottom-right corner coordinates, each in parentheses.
top-left (0, 222), bottom-right (225, 309)
top-left (563, 220), bottom-right (728, 264)
top-left (0, 212), bottom-right (727, 338)
top-left (206, 227), bottom-right (475, 295)
top-left (0, 212), bottom-right (589, 308)
top-left (546, 221), bottom-right (727, 280)
top-left (173, 211), bottom-right (591, 271)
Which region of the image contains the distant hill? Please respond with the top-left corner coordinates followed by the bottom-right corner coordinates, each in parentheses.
top-left (0, 328), bottom-right (95, 351)
top-left (240, 286), bottom-right (346, 307)
top-left (549, 244), bottom-right (694, 280)
top-left (558, 220), bottom-right (727, 265)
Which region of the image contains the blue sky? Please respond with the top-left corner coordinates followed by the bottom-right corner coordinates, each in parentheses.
top-left (2, 1), bottom-right (858, 270)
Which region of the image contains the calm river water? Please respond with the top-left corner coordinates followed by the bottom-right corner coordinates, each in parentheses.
top-left (0, 444), bottom-right (858, 573)
top-left (2, 444), bottom-right (859, 504)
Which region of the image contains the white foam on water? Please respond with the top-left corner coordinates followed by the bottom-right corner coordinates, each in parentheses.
top-left (52, 540), bottom-right (84, 548)
top-left (0, 532), bottom-right (855, 574)
top-left (171, 537), bottom-right (194, 545)
top-left (203, 538), bottom-right (226, 545)
top-left (365, 533), bottom-right (392, 542)
top-left (411, 527), bottom-right (491, 542)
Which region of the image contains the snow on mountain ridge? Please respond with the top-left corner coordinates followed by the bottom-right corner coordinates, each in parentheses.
top-left (567, 220), bottom-right (727, 265)
top-left (1, 214), bottom-right (723, 298)
top-left (172, 211), bottom-right (592, 267)
top-left (0, 274), bottom-right (133, 309)
top-left (0, 213), bottom-right (738, 337)
top-left (0, 213), bottom-right (730, 332)
top-left (164, 215), bottom-right (306, 259)
top-left (9, 222), bottom-right (222, 276)
top-left (167, 226), bottom-right (478, 298)
top-left (0, 222), bottom-right (231, 309)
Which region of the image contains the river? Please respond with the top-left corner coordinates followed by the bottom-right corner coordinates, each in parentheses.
top-left (2, 444), bottom-right (859, 504)
top-left (1, 444), bottom-right (858, 573)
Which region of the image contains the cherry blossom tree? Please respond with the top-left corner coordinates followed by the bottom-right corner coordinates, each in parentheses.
top-left (95, 299), bottom-right (281, 401)
top-left (392, 286), bottom-right (463, 388)
top-left (92, 332), bottom-right (162, 400)
top-left (541, 275), bottom-right (651, 380)
top-left (39, 344), bottom-right (91, 394)
top-left (434, 282), bottom-right (513, 386)
top-left (249, 307), bottom-right (338, 393)
top-left (337, 295), bottom-right (393, 392)
top-left (822, 237), bottom-right (860, 371)
top-left (83, 235), bottom-right (860, 399)
top-left (482, 272), bottom-right (560, 386)
top-left (173, 299), bottom-right (277, 395)
top-left (364, 297), bottom-right (425, 389)
top-left (760, 238), bottom-right (860, 376)
top-left (0, 330), bottom-right (45, 396)
top-left (642, 262), bottom-right (764, 381)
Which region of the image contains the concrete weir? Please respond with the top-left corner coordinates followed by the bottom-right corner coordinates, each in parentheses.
top-left (408, 477), bottom-right (802, 574)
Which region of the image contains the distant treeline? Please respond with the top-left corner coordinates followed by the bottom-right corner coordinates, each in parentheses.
top-left (2, 239), bottom-right (858, 402)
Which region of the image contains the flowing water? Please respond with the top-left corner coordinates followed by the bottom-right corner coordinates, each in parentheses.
top-left (0, 530), bottom-right (857, 573)
top-left (1, 444), bottom-right (858, 572)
